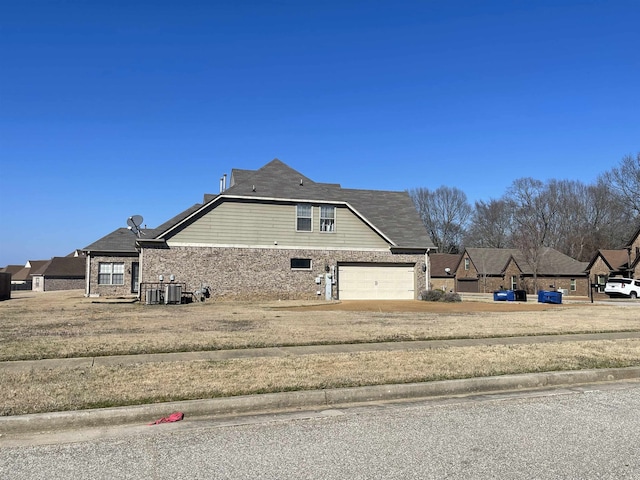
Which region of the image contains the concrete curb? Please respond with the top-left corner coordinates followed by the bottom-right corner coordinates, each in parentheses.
top-left (3, 366), bottom-right (640, 435)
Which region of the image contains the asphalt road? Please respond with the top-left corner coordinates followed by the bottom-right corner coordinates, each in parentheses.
top-left (2, 382), bottom-right (640, 479)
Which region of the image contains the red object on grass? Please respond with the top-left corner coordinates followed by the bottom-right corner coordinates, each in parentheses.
top-left (149, 412), bottom-right (185, 425)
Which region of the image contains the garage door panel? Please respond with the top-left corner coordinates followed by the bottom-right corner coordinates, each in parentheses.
top-left (339, 265), bottom-right (415, 300)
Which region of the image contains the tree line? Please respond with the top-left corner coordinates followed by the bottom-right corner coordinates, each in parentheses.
top-left (409, 152), bottom-right (640, 262)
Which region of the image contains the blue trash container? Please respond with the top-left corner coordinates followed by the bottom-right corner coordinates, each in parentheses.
top-left (493, 290), bottom-right (509, 301)
top-left (538, 290), bottom-right (562, 304)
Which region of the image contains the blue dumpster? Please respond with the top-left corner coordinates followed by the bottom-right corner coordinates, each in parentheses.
top-left (537, 290), bottom-right (562, 304)
top-left (494, 291), bottom-right (508, 301)
top-left (494, 290), bottom-right (515, 301)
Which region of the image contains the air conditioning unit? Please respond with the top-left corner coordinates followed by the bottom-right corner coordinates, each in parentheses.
top-left (146, 289), bottom-right (161, 305)
top-left (558, 288), bottom-right (569, 295)
top-left (165, 284), bottom-right (182, 304)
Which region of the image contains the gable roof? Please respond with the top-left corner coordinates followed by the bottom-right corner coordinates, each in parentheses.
top-left (585, 249), bottom-right (630, 272)
top-left (31, 257), bottom-right (86, 278)
top-left (464, 247), bottom-right (588, 276)
top-left (83, 203), bottom-right (203, 254)
top-left (83, 228), bottom-right (144, 253)
top-left (11, 260), bottom-right (49, 282)
top-left (0, 265), bottom-right (24, 275)
top-left (430, 253), bottom-right (461, 277)
top-left (157, 159), bottom-right (433, 250)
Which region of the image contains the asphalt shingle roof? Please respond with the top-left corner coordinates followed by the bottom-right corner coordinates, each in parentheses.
top-left (83, 204), bottom-right (203, 253)
top-left (466, 247), bottom-right (587, 276)
top-left (32, 257), bottom-right (86, 277)
top-left (595, 249), bottom-right (630, 270)
top-left (213, 159), bottom-right (433, 249)
top-left (85, 159), bottom-right (433, 252)
top-left (430, 253), bottom-right (462, 276)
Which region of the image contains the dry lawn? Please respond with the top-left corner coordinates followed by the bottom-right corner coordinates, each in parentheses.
top-left (1, 290), bottom-right (639, 362)
top-left (2, 290), bottom-right (640, 415)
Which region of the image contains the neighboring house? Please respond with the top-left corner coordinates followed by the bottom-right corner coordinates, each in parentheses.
top-left (454, 247), bottom-right (589, 296)
top-left (82, 205), bottom-right (203, 297)
top-left (82, 228), bottom-right (145, 297)
top-left (0, 265), bottom-right (23, 280)
top-left (585, 249), bottom-right (631, 293)
top-left (585, 224), bottom-right (640, 295)
top-left (30, 256), bottom-right (86, 292)
top-left (85, 159), bottom-right (435, 300)
top-left (9, 260), bottom-right (49, 291)
top-left (429, 253), bottom-right (461, 292)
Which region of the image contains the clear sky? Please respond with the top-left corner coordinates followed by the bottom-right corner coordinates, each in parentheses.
top-left (1, 0), bottom-right (639, 267)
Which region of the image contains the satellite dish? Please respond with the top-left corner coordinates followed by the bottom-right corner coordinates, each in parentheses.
top-left (126, 215), bottom-right (144, 237)
top-left (444, 267), bottom-right (451, 274)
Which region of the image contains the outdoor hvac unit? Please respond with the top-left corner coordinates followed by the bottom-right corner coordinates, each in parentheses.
top-left (146, 289), bottom-right (161, 305)
top-left (165, 284), bottom-right (182, 304)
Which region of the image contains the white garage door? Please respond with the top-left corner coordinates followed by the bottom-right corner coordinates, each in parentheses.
top-left (338, 265), bottom-right (415, 300)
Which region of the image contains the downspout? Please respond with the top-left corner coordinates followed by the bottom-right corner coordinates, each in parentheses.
top-left (424, 248), bottom-right (431, 293)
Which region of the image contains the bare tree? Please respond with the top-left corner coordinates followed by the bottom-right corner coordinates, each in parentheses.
top-left (508, 178), bottom-right (560, 291)
top-left (408, 186), bottom-right (472, 253)
top-left (604, 152), bottom-right (640, 215)
top-left (550, 178), bottom-right (637, 261)
top-left (464, 198), bottom-right (515, 248)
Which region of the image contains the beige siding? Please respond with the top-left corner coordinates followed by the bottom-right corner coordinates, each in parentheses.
top-left (167, 201), bottom-right (390, 249)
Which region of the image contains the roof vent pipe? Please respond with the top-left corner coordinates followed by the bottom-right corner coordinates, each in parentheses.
top-left (219, 177), bottom-right (224, 193)
top-left (223, 174), bottom-right (227, 192)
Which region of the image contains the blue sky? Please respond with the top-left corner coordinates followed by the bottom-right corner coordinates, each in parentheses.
top-left (1, 0), bottom-right (639, 266)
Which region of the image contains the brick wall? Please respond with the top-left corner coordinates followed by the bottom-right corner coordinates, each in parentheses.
top-left (142, 245), bottom-right (426, 300)
top-left (44, 278), bottom-right (85, 292)
top-left (87, 254), bottom-right (138, 297)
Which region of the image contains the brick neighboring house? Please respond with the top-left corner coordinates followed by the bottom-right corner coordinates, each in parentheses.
top-left (30, 256), bottom-right (86, 292)
top-left (429, 253), bottom-right (461, 292)
top-left (82, 205), bottom-right (201, 297)
top-left (8, 260), bottom-right (49, 291)
top-left (85, 159), bottom-right (435, 300)
top-left (585, 224), bottom-right (640, 296)
top-left (454, 247), bottom-right (589, 296)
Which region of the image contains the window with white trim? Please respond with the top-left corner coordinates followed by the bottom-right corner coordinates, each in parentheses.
top-left (511, 275), bottom-right (517, 290)
top-left (320, 205), bottom-right (335, 232)
top-left (296, 204), bottom-right (312, 232)
top-left (99, 262), bottom-right (125, 285)
top-left (570, 278), bottom-right (576, 291)
top-left (464, 258), bottom-right (470, 270)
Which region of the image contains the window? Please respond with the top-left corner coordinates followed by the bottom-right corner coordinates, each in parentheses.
top-left (99, 262), bottom-right (125, 285)
top-left (320, 206), bottom-right (335, 232)
top-left (296, 204), bottom-right (312, 231)
top-left (291, 258), bottom-right (312, 270)
top-left (570, 278), bottom-right (576, 291)
top-left (464, 258), bottom-right (470, 271)
top-left (511, 275), bottom-right (517, 290)
top-left (597, 275), bottom-right (607, 292)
